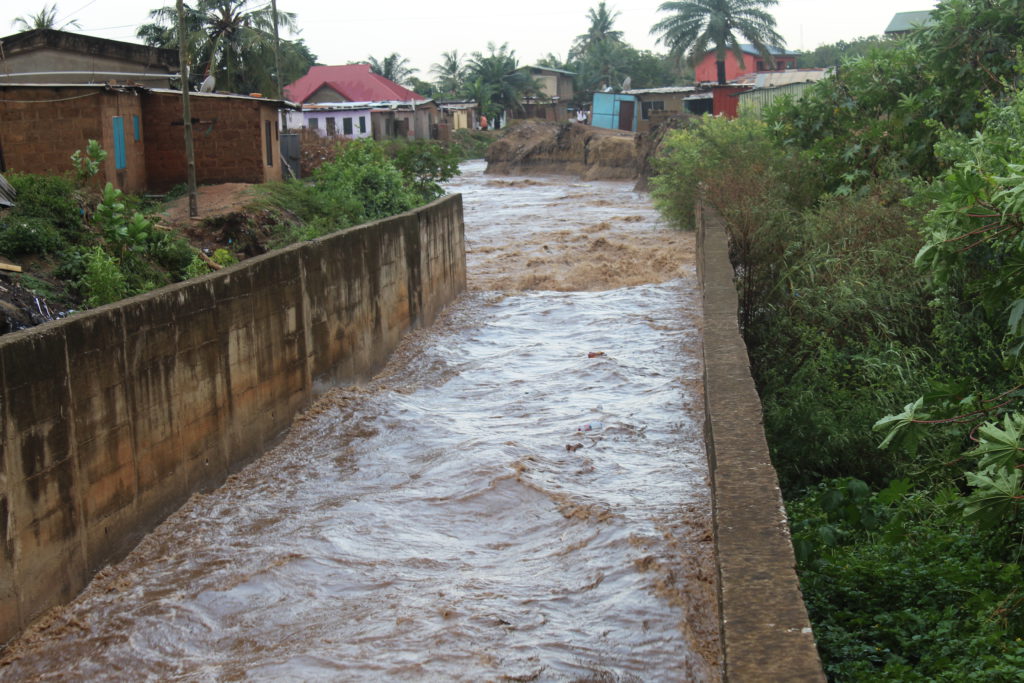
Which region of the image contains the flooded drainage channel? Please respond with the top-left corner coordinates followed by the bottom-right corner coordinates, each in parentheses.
top-left (1, 161), bottom-right (720, 681)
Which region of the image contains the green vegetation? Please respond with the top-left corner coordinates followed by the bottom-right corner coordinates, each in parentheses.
top-left (650, 0), bottom-right (1024, 678)
top-left (651, 0), bottom-right (785, 84)
top-left (137, 0), bottom-right (315, 96)
top-left (259, 137), bottom-right (460, 247)
top-left (0, 136), bottom-right (458, 321)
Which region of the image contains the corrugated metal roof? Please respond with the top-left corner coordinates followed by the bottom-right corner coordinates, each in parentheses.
top-left (735, 44), bottom-right (799, 57)
top-left (283, 64), bottom-right (426, 105)
top-left (732, 68), bottom-right (831, 88)
top-left (523, 65), bottom-right (577, 76)
top-left (885, 11), bottom-right (935, 33)
top-left (622, 86), bottom-right (696, 95)
top-left (0, 173), bottom-right (15, 208)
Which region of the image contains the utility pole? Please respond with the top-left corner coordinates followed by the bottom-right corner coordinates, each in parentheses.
top-left (177, 0), bottom-right (198, 218)
top-left (271, 0), bottom-right (283, 101)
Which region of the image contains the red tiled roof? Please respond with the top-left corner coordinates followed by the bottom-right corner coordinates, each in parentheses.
top-left (284, 64), bottom-right (425, 104)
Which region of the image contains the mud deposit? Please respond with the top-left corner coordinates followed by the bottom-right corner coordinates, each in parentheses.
top-left (1, 161), bottom-right (718, 681)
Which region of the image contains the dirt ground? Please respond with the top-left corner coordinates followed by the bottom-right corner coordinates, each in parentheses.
top-left (159, 183), bottom-right (260, 225)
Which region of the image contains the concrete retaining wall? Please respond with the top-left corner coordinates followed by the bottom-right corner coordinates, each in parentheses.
top-left (697, 201), bottom-right (825, 682)
top-left (0, 195), bottom-right (465, 646)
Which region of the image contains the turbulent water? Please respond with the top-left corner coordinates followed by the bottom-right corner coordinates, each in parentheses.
top-left (1, 161), bottom-right (719, 681)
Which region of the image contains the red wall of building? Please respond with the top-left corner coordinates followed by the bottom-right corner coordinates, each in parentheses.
top-left (695, 51), bottom-right (797, 83)
top-left (712, 85), bottom-right (752, 119)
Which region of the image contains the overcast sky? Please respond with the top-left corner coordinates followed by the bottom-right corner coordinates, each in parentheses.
top-left (1, 0), bottom-right (940, 77)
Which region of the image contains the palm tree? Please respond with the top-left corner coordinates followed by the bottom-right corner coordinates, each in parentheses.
top-left (11, 3), bottom-right (79, 31)
top-left (367, 53), bottom-right (417, 85)
top-left (138, 0), bottom-right (299, 93)
top-left (430, 50), bottom-right (466, 96)
top-left (571, 2), bottom-right (624, 59)
top-left (466, 42), bottom-right (539, 122)
top-left (651, 0), bottom-right (785, 84)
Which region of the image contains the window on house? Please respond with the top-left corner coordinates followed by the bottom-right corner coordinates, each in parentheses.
top-left (265, 120), bottom-right (273, 166)
top-left (641, 100), bottom-right (664, 120)
top-left (326, 117), bottom-right (336, 135)
top-left (309, 117), bottom-right (319, 129)
top-left (359, 116), bottom-right (366, 134)
top-left (112, 116), bottom-right (127, 170)
top-left (756, 61), bottom-right (766, 71)
top-left (343, 117), bottom-right (353, 136)
top-left (132, 115), bottom-right (141, 142)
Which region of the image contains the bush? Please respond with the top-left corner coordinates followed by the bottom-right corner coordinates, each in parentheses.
top-left (384, 139), bottom-right (461, 201)
top-left (449, 128), bottom-right (495, 160)
top-left (313, 139), bottom-right (417, 223)
top-left (149, 233), bottom-right (198, 277)
top-left (0, 217), bottom-right (65, 255)
top-left (789, 480), bottom-right (1024, 681)
top-left (6, 172), bottom-right (83, 235)
top-left (750, 192), bottom-right (934, 489)
top-left (80, 246), bottom-right (127, 307)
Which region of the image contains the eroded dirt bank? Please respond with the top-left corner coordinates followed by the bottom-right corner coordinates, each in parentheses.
top-left (1, 162), bottom-right (718, 681)
top-left (485, 120), bottom-right (638, 181)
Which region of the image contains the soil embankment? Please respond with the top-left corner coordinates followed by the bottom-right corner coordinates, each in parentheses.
top-left (485, 120), bottom-right (638, 180)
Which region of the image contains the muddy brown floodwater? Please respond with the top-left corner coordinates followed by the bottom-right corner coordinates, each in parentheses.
top-left (1, 161), bottom-right (720, 681)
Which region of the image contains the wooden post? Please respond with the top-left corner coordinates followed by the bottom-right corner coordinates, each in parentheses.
top-left (178, 0), bottom-right (198, 218)
top-left (271, 0), bottom-right (283, 101)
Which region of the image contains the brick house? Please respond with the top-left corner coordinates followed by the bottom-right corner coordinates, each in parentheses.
top-left (0, 83), bottom-right (289, 193)
top-left (141, 89), bottom-right (287, 192)
top-left (694, 45), bottom-right (798, 84)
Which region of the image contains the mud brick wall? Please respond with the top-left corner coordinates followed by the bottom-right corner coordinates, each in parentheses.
top-left (0, 194), bottom-right (465, 646)
top-left (142, 92), bottom-right (281, 192)
top-left (0, 87), bottom-right (147, 193)
top-left (697, 200), bottom-right (825, 682)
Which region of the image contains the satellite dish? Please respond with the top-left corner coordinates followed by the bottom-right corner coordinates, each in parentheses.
top-left (621, 76), bottom-right (632, 91)
top-left (200, 75), bottom-right (216, 93)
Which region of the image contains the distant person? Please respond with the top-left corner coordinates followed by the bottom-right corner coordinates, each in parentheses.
top-left (576, 109), bottom-right (586, 124)
top-left (480, 114), bottom-right (488, 130)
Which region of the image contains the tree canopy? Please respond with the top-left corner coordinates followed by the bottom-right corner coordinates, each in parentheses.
top-left (367, 53), bottom-right (417, 86)
top-left (651, 0), bottom-right (785, 84)
top-left (137, 0), bottom-right (313, 95)
top-left (11, 3), bottom-right (79, 31)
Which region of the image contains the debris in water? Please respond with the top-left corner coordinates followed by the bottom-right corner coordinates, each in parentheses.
top-left (587, 351), bottom-right (605, 358)
top-left (577, 421), bottom-right (604, 432)
top-left (565, 443), bottom-right (584, 452)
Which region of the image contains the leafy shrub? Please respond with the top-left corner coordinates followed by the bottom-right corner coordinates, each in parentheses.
top-left (70, 139), bottom-right (108, 186)
top-left (0, 217), bottom-right (65, 255)
top-left (260, 139), bottom-right (420, 250)
top-left (790, 481), bottom-right (1024, 681)
top-left (6, 172), bottom-right (82, 234)
top-left (449, 128), bottom-right (495, 160)
top-left (150, 233), bottom-right (197, 276)
top-left (80, 246), bottom-right (127, 307)
top-left (183, 255), bottom-right (211, 279)
top-left (312, 139), bottom-right (417, 223)
top-left (384, 139), bottom-right (461, 201)
top-left (211, 248), bottom-right (237, 266)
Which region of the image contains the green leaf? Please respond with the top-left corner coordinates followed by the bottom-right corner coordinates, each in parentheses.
top-left (963, 469), bottom-right (1023, 527)
top-left (968, 414), bottom-right (1024, 471)
top-left (874, 397), bottom-right (925, 450)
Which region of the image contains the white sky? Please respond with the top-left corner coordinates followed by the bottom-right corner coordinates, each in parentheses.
top-left (1, 0), bottom-right (940, 77)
